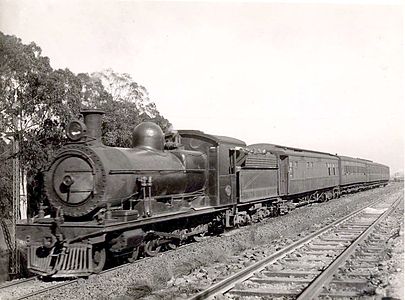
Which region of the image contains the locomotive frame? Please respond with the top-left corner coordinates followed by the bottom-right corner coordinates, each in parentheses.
top-left (16, 110), bottom-right (389, 278)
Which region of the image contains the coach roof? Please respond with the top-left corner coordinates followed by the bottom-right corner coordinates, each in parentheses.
top-left (250, 143), bottom-right (338, 159)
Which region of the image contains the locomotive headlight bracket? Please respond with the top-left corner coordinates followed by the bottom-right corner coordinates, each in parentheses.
top-left (66, 120), bottom-right (87, 141)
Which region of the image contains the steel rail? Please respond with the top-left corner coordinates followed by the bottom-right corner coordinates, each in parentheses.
top-left (297, 195), bottom-right (402, 299)
top-left (0, 277), bottom-right (35, 290)
top-left (14, 280), bottom-right (79, 300)
top-left (187, 196), bottom-right (393, 300)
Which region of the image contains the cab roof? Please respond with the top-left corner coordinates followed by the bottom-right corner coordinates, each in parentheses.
top-left (178, 130), bottom-right (246, 147)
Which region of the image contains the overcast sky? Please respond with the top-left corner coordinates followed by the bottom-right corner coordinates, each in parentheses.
top-left (0, 0), bottom-right (403, 174)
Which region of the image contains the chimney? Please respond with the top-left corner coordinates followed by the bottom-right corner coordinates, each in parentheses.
top-left (81, 109), bottom-right (105, 143)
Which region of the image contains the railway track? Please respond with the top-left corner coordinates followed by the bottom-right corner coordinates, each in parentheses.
top-left (1, 190), bottom-right (400, 300)
top-left (189, 195), bottom-right (402, 299)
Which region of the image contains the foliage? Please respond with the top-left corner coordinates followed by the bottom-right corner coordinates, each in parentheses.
top-left (0, 32), bottom-right (171, 217)
top-left (93, 69), bottom-right (170, 147)
top-left (93, 69), bottom-right (157, 116)
top-left (0, 32), bottom-right (52, 138)
top-left (0, 32), bottom-right (55, 217)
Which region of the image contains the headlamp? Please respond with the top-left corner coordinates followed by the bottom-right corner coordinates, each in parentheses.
top-left (66, 120), bottom-right (87, 141)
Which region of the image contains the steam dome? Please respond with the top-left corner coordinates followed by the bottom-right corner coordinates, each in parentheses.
top-left (132, 122), bottom-right (164, 151)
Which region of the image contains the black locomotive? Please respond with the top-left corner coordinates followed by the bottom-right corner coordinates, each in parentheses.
top-left (16, 110), bottom-right (389, 277)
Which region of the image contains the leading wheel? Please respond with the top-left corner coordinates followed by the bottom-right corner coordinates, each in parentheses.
top-left (92, 247), bottom-right (106, 273)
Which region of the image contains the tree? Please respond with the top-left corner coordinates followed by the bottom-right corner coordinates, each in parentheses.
top-left (0, 33), bottom-right (87, 216)
top-left (93, 69), bottom-right (157, 116)
top-left (0, 32), bottom-right (56, 218)
top-left (0, 32), bottom-right (53, 138)
top-left (93, 69), bottom-right (171, 147)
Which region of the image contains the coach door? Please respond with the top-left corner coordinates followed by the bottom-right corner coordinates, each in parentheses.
top-left (279, 155), bottom-right (289, 195)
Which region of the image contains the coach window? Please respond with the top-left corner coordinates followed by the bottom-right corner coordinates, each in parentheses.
top-left (289, 162), bottom-right (293, 178)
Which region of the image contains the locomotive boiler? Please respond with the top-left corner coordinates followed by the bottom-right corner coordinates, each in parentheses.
top-left (45, 110), bottom-right (207, 219)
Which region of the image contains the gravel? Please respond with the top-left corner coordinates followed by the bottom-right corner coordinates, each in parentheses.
top-left (367, 198), bottom-right (404, 299)
top-left (322, 197), bottom-right (404, 298)
top-left (18, 183), bottom-right (403, 300)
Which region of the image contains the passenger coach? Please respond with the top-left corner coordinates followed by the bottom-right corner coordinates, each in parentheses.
top-left (251, 144), bottom-right (340, 202)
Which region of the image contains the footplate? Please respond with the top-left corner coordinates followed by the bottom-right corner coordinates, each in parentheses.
top-left (28, 243), bottom-right (93, 277)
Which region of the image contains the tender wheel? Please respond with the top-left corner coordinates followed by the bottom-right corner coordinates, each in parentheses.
top-left (127, 246), bottom-right (140, 263)
top-left (92, 247), bottom-right (106, 273)
top-left (144, 240), bottom-right (161, 257)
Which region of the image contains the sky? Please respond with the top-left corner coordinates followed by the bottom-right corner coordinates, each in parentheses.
top-left (0, 0), bottom-right (403, 174)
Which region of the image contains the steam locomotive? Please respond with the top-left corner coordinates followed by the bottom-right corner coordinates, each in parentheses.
top-left (16, 110), bottom-right (389, 277)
